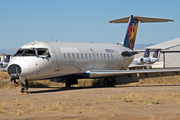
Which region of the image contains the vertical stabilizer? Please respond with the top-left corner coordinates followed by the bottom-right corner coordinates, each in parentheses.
top-left (143, 49), bottom-right (150, 58)
top-left (152, 50), bottom-right (159, 58)
top-left (5, 55), bottom-right (10, 63)
top-left (122, 15), bottom-right (139, 50)
top-left (109, 15), bottom-right (174, 50)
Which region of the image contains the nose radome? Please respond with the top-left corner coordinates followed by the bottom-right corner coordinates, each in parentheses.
top-left (7, 64), bottom-right (22, 79)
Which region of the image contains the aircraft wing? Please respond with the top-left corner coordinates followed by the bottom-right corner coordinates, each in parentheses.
top-left (0, 68), bottom-right (7, 72)
top-left (87, 68), bottom-right (180, 78)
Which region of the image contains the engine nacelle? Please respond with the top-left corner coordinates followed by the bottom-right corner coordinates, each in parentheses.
top-left (139, 58), bottom-right (150, 63)
top-left (0, 62), bottom-right (8, 67)
top-left (149, 58), bottom-right (158, 63)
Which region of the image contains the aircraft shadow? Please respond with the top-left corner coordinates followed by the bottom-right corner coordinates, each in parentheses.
top-left (29, 84), bottom-right (180, 94)
top-left (29, 86), bottom-right (110, 94)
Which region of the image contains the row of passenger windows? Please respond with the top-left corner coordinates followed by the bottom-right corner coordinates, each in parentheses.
top-left (63, 53), bottom-right (113, 59)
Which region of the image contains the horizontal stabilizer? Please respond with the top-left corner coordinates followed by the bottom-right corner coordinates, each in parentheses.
top-left (109, 16), bottom-right (174, 23)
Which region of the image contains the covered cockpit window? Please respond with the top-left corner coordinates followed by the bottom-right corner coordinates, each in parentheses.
top-left (14, 48), bottom-right (36, 56)
top-left (14, 48), bottom-right (50, 57)
top-left (37, 48), bottom-right (51, 57)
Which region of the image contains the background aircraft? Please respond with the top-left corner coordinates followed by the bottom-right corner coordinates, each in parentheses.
top-left (0, 54), bottom-right (10, 68)
top-left (5, 15), bottom-right (177, 93)
top-left (128, 49), bottom-right (160, 69)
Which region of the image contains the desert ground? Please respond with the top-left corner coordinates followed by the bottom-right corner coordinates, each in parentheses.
top-left (0, 85), bottom-right (180, 120)
top-left (1, 71), bottom-right (180, 120)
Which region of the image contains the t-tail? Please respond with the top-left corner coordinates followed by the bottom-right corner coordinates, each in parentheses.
top-left (5, 55), bottom-right (10, 63)
top-left (152, 49), bottom-right (159, 58)
top-left (149, 49), bottom-right (160, 63)
top-left (122, 15), bottom-right (139, 50)
top-left (109, 15), bottom-right (174, 50)
top-left (143, 49), bottom-right (150, 58)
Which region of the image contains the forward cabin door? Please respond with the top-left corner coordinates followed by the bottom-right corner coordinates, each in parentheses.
top-left (48, 43), bottom-right (62, 71)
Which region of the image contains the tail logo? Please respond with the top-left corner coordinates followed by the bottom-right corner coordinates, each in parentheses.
top-left (127, 23), bottom-right (138, 49)
top-left (153, 50), bottom-right (159, 58)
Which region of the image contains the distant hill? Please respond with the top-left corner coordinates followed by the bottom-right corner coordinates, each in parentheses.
top-left (134, 44), bottom-right (155, 50)
top-left (0, 48), bottom-right (18, 55)
top-left (0, 44), bottom-right (155, 55)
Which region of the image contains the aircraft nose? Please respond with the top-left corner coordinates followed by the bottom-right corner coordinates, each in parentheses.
top-left (7, 64), bottom-right (22, 79)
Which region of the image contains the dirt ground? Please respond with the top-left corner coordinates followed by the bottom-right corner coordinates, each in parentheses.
top-left (1, 85), bottom-right (180, 120)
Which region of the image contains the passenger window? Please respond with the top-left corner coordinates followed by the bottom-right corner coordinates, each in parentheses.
top-left (85, 54), bottom-right (87, 59)
top-left (97, 54), bottom-right (99, 59)
top-left (107, 53), bottom-right (109, 58)
top-left (81, 54), bottom-right (83, 59)
top-left (77, 54), bottom-right (79, 59)
top-left (63, 54), bottom-right (66, 59)
top-left (89, 54), bottom-right (91, 59)
top-left (72, 53), bottom-right (75, 59)
top-left (68, 53), bottom-right (70, 59)
top-left (92, 53), bottom-right (95, 58)
top-left (104, 53), bottom-right (106, 58)
top-left (111, 53), bottom-right (113, 58)
top-left (100, 53), bottom-right (102, 58)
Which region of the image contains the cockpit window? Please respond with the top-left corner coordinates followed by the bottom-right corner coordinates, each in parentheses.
top-left (24, 49), bottom-right (36, 56)
top-left (14, 48), bottom-right (36, 56)
top-left (37, 48), bottom-right (50, 57)
top-left (14, 48), bottom-right (51, 57)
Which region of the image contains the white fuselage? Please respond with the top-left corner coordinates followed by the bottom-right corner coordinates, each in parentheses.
top-left (8, 41), bottom-right (134, 80)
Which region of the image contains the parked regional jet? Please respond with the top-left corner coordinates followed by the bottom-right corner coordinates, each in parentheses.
top-left (128, 49), bottom-right (159, 69)
top-left (0, 55), bottom-right (10, 68)
top-left (128, 49), bottom-right (150, 68)
top-left (5, 15), bottom-right (178, 93)
top-left (149, 49), bottom-right (159, 64)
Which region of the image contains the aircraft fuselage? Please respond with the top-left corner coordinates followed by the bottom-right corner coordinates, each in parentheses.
top-left (8, 41), bottom-right (134, 80)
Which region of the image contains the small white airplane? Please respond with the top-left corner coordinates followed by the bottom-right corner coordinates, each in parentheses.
top-left (128, 49), bottom-right (159, 69)
top-left (149, 49), bottom-right (159, 64)
top-left (5, 15), bottom-right (178, 93)
top-left (0, 54), bottom-right (10, 68)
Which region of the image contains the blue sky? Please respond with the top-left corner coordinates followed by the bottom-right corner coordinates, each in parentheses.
top-left (0, 0), bottom-right (180, 49)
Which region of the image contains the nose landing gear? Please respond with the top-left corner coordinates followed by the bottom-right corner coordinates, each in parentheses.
top-left (19, 78), bottom-right (30, 94)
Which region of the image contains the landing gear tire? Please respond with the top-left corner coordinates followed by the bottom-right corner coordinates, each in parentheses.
top-left (21, 88), bottom-right (25, 93)
top-left (108, 81), bottom-right (115, 87)
top-left (103, 77), bottom-right (115, 87)
top-left (20, 80), bottom-right (30, 94)
top-left (66, 79), bottom-right (71, 88)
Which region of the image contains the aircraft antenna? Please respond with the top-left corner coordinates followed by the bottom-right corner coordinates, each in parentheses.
top-left (49, 37), bottom-right (52, 42)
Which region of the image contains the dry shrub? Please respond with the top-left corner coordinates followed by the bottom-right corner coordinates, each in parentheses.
top-left (13, 99), bottom-right (30, 106)
top-left (78, 78), bottom-right (104, 87)
top-left (122, 91), bottom-right (170, 105)
top-left (0, 105), bottom-right (4, 114)
top-left (126, 76), bottom-right (180, 86)
top-left (1, 71), bottom-right (180, 89)
top-left (0, 71), bottom-right (9, 80)
top-left (28, 80), bottom-right (50, 88)
top-left (14, 110), bottom-right (24, 116)
top-left (46, 102), bottom-right (65, 112)
top-left (0, 80), bottom-right (21, 89)
top-left (28, 80), bottom-right (65, 88)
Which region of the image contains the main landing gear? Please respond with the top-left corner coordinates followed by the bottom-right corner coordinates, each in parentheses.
top-left (65, 79), bottom-right (78, 88)
top-left (103, 77), bottom-right (116, 87)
